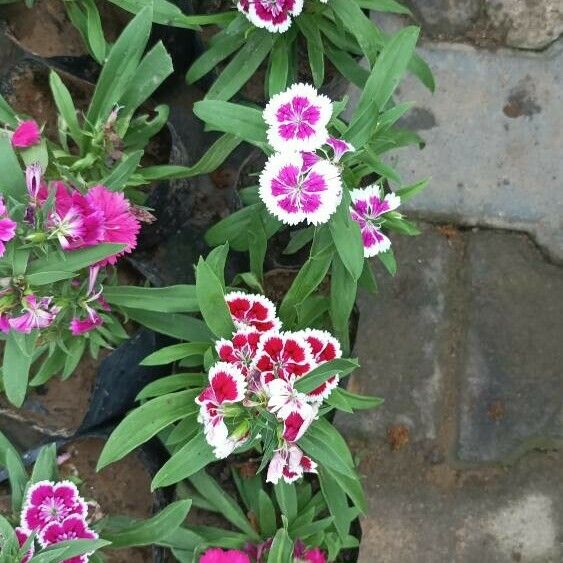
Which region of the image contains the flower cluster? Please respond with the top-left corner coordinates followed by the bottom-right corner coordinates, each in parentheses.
top-left (196, 291), bottom-right (343, 485)
top-left (259, 84), bottom-right (349, 226)
top-left (18, 480), bottom-right (98, 563)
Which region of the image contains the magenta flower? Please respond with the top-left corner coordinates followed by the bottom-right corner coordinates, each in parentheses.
top-left (238, 0), bottom-right (303, 33)
top-left (267, 443), bottom-right (317, 484)
top-left (196, 363), bottom-right (247, 458)
top-left (0, 313), bottom-right (10, 333)
top-left (294, 541), bottom-right (327, 563)
top-left (200, 548), bottom-right (251, 563)
top-left (85, 186), bottom-right (140, 266)
top-left (0, 196), bottom-right (17, 258)
top-left (69, 266), bottom-right (109, 335)
top-left (20, 481), bottom-right (87, 535)
top-left (9, 295), bottom-right (59, 334)
top-left (326, 136), bottom-right (355, 162)
top-left (216, 329), bottom-right (262, 378)
top-left (39, 515), bottom-right (97, 558)
top-left (349, 185), bottom-right (401, 257)
top-left (69, 314), bottom-right (103, 336)
top-left (259, 152), bottom-right (342, 226)
top-left (25, 163), bottom-right (44, 201)
top-left (264, 84), bottom-right (332, 152)
top-left (15, 527), bottom-right (34, 563)
top-left (225, 292), bottom-right (280, 333)
top-left (11, 120), bottom-right (41, 148)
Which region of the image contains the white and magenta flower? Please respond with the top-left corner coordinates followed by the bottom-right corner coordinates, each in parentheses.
top-left (0, 196), bottom-right (17, 258)
top-left (264, 84), bottom-right (332, 152)
top-left (9, 295), bottom-right (59, 334)
top-left (20, 481), bottom-right (87, 535)
top-left (196, 363), bottom-right (247, 458)
top-left (349, 185), bottom-right (401, 257)
top-left (259, 152), bottom-right (342, 226)
top-left (25, 163), bottom-right (45, 202)
top-left (297, 328), bottom-right (342, 401)
top-left (252, 332), bottom-right (314, 384)
top-left (238, 0), bottom-right (304, 33)
top-left (225, 291), bottom-right (280, 333)
top-left (11, 120), bottom-right (41, 149)
top-left (39, 515), bottom-right (98, 558)
top-left (267, 377), bottom-right (315, 421)
top-left (15, 527), bottom-right (34, 563)
top-left (266, 443), bottom-right (317, 484)
top-left (216, 328), bottom-right (262, 377)
top-left (326, 136), bottom-right (355, 162)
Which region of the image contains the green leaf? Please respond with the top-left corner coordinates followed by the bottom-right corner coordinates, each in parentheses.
top-left (324, 42), bottom-right (369, 89)
top-left (140, 342), bottom-right (209, 366)
top-left (49, 71), bottom-right (84, 151)
top-left (294, 358), bottom-right (359, 394)
top-left (82, 0), bottom-right (108, 63)
top-left (297, 15), bottom-right (324, 88)
top-left (151, 433), bottom-right (215, 489)
top-left (378, 249), bottom-right (397, 276)
top-left (2, 331), bottom-right (38, 407)
top-left (395, 178), bottom-right (429, 201)
top-left (104, 285), bottom-right (198, 313)
top-left (102, 151), bottom-right (143, 191)
top-left (274, 482), bottom-right (298, 523)
top-left (268, 35), bottom-right (290, 97)
top-left (102, 500), bottom-right (191, 548)
top-left (0, 94), bottom-right (18, 127)
top-left (356, 0), bottom-right (413, 15)
top-left (327, 388), bottom-right (384, 413)
top-left (29, 540), bottom-right (110, 562)
top-left (137, 374), bottom-right (205, 401)
top-left (196, 257), bottom-right (235, 340)
top-left (29, 444), bottom-right (57, 484)
top-left (0, 136), bottom-right (26, 200)
top-left (4, 447), bottom-right (28, 514)
top-left (284, 227), bottom-right (314, 255)
top-left (206, 29), bottom-right (274, 101)
top-left (258, 490), bottom-right (278, 538)
top-left (267, 528), bottom-right (293, 563)
top-left (330, 255), bottom-right (357, 355)
top-left (206, 243), bottom-right (229, 289)
top-left (107, 0), bottom-right (203, 29)
top-left (318, 467), bottom-right (351, 540)
top-left (193, 101), bottom-right (267, 148)
top-left (97, 390), bottom-right (199, 470)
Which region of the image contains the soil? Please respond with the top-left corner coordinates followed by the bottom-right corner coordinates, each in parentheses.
top-left (1, 0), bottom-right (126, 58)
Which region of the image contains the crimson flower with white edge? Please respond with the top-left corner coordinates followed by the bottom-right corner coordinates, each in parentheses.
top-left (266, 443), bottom-right (318, 484)
top-left (350, 184), bottom-right (401, 257)
top-left (238, 0), bottom-right (304, 33)
top-left (225, 291), bottom-right (281, 332)
top-left (259, 152), bottom-right (342, 226)
top-left (215, 328), bottom-right (262, 378)
top-left (264, 83), bottom-right (332, 152)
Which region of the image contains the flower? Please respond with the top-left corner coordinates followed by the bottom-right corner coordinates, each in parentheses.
top-left (294, 541), bottom-right (327, 563)
top-left (259, 152), bottom-right (342, 226)
top-left (15, 527), bottom-right (34, 563)
top-left (252, 332), bottom-right (314, 384)
top-left (267, 443), bottom-right (317, 484)
top-left (69, 266), bottom-right (110, 335)
top-left (225, 292), bottom-right (280, 333)
top-left (0, 196), bottom-right (17, 258)
top-left (11, 120), bottom-right (41, 148)
top-left (196, 363), bottom-right (247, 458)
top-left (326, 136), bottom-right (355, 162)
top-left (216, 328), bottom-right (262, 377)
top-left (85, 186), bottom-right (141, 266)
top-left (238, 0), bottom-right (304, 33)
top-left (267, 377), bottom-right (316, 423)
top-left (297, 329), bottom-right (342, 401)
top-left (9, 295), bottom-right (59, 334)
top-left (349, 185), bottom-right (401, 257)
top-left (25, 163), bottom-right (45, 201)
top-left (282, 409), bottom-right (316, 442)
top-left (200, 547), bottom-right (251, 563)
top-left (264, 84), bottom-right (332, 152)
top-left (20, 481), bottom-right (87, 535)
top-left (39, 515), bottom-right (98, 559)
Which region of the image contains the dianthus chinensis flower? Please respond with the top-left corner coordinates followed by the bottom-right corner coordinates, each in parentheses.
top-left (0, 195), bottom-right (17, 258)
top-left (349, 184), bottom-right (401, 257)
top-left (8, 295), bottom-right (59, 334)
top-left (237, 0), bottom-right (304, 33)
top-left (11, 120), bottom-right (41, 148)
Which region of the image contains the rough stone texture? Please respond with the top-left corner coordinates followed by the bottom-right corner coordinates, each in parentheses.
top-left (458, 231), bottom-right (563, 463)
top-left (347, 40), bottom-right (563, 262)
top-left (486, 0), bottom-right (563, 49)
top-left (338, 224), bottom-right (563, 562)
top-left (405, 0), bottom-right (482, 35)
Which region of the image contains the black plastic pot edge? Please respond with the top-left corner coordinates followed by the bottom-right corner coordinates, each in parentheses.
top-left (0, 427), bottom-right (173, 563)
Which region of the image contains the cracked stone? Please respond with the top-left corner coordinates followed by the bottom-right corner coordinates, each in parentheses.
top-left (405, 0), bottom-right (482, 35)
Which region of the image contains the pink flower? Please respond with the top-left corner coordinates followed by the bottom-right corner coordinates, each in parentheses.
top-left (282, 409), bottom-right (316, 442)
top-left (264, 84), bottom-right (332, 152)
top-left (11, 120), bottom-right (41, 148)
top-left (0, 196), bottom-right (17, 258)
top-left (15, 527), bottom-right (34, 563)
top-left (40, 515), bottom-right (97, 558)
top-left (69, 266), bottom-right (109, 335)
top-left (196, 363), bottom-right (247, 458)
top-left (9, 295), bottom-right (59, 334)
top-left (259, 152), bottom-right (342, 226)
top-left (267, 443), bottom-right (317, 484)
top-left (267, 377), bottom-right (316, 424)
top-left (69, 313), bottom-right (103, 335)
top-left (20, 480), bottom-right (87, 535)
top-left (252, 332), bottom-right (314, 384)
top-left (349, 185), bottom-right (401, 257)
top-left (239, 0), bottom-right (303, 33)
top-left (0, 313), bottom-right (11, 333)
top-left (200, 548), bottom-right (250, 563)
top-left (225, 292), bottom-right (280, 333)
top-left (297, 329), bottom-right (342, 401)
top-left (326, 136), bottom-right (355, 162)
top-left (294, 541), bottom-right (327, 563)
top-left (216, 328), bottom-right (262, 377)
top-left (25, 163), bottom-right (45, 201)
top-left (85, 186), bottom-right (140, 266)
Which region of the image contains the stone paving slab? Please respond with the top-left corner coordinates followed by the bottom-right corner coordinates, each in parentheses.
top-left (347, 39), bottom-right (563, 262)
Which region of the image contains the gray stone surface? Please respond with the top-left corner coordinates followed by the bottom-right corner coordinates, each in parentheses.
top-left (458, 231), bottom-right (563, 462)
top-left (348, 40), bottom-right (563, 262)
top-left (405, 0), bottom-right (481, 35)
top-left (486, 0), bottom-right (563, 49)
top-left (337, 224), bottom-right (563, 561)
